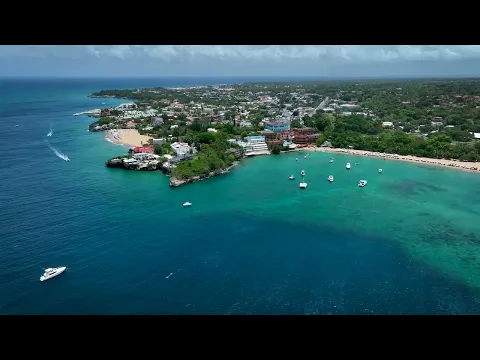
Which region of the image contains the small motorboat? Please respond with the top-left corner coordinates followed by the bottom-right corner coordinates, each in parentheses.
top-left (299, 181), bottom-right (307, 189)
top-left (329, 158), bottom-right (334, 163)
top-left (289, 175), bottom-right (295, 180)
top-left (40, 267), bottom-right (66, 282)
top-left (183, 202), bottom-right (192, 207)
top-left (301, 170), bottom-right (305, 176)
top-left (346, 162), bottom-right (351, 170)
top-left (304, 155), bottom-right (307, 159)
top-left (378, 169), bottom-right (383, 173)
top-left (328, 175), bottom-right (334, 182)
top-left (15, 124), bottom-right (19, 127)
top-left (358, 180), bottom-right (368, 187)
top-left (296, 158), bottom-right (298, 161)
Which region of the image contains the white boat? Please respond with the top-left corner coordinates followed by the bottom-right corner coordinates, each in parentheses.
top-left (328, 175), bottom-right (334, 182)
top-left (378, 168), bottom-right (383, 173)
top-left (299, 181), bottom-right (307, 189)
top-left (183, 202), bottom-right (192, 207)
top-left (40, 267), bottom-right (66, 282)
top-left (329, 158), bottom-right (334, 163)
top-left (289, 175), bottom-right (295, 180)
top-left (47, 130), bottom-right (53, 137)
top-left (304, 155), bottom-right (307, 159)
top-left (296, 158), bottom-right (298, 161)
top-left (358, 180), bottom-right (368, 187)
top-left (301, 170), bottom-right (305, 176)
top-left (15, 124), bottom-right (19, 127)
top-left (346, 162), bottom-right (351, 170)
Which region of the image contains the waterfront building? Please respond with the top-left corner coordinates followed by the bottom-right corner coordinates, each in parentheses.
top-left (246, 135), bottom-right (269, 153)
top-left (292, 127), bottom-right (320, 145)
top-left (132, 145), bottom-right (154, 153)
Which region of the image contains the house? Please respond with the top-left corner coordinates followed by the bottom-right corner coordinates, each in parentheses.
top-left (168, 153), bottom-right (193, 164)
top-left (131, 145), bottom-right (154, 154)
top-left (151, 138), bottom-right (166, 145)
top-left (170, 142), bottom-right (191, 156)
top-left (207, 128), bottom-right (218, 133)
top-left (125, 121), bottom-right (135, 128)
top-left (382, 122), bottom-right (394, 128)
top-left (151, 117), bottom-right (164, 126)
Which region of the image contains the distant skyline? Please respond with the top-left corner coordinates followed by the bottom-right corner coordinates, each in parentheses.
top-left (1, 45), bottom-right (480, 78)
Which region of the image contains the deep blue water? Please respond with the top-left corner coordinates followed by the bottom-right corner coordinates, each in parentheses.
top-left (0, 77), bottom-right (479, 314)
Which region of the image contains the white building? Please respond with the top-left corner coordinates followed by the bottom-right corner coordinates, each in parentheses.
top-left (246, 135), bottom-right (269, 153)
top-left (115, 103), bottom-right (137, 110)
top-left (207, 128), bottom-right (218, 133)
top-left (236, 140), bottom-right (253, 152)
top-left (382, 121), bottom-right (394, 128)
top-left (170, 142), bottom-right (191, 156)
top-left (151, 138), bottom-right (166, 145)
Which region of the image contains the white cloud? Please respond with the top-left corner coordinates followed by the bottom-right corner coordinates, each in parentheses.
top-left (2, 45), bottom-right (480, 63)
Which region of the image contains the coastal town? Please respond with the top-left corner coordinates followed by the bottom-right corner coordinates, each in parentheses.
top-left (84, 79), bottom-right (480, 186)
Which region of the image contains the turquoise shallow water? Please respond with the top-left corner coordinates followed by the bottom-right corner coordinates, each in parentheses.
top-left (1, 78), bottom-right (480, 314)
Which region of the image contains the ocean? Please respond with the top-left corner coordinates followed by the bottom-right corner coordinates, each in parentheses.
top-left (1, 77), bottom-right (480, 315)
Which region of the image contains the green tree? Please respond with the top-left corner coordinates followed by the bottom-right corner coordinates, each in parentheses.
top-left (271, 146), bottom-right (281, 154)
top-left (154, 145), bottom-right (163, 155)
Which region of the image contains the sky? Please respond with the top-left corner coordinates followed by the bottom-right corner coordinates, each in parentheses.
top-left (1, 45), bottom-right (480, 78)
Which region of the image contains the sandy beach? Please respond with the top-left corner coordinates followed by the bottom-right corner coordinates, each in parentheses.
top-left (105, 129), bottom-right (152, 148)
top-left (298, 146), bottom-right (480, 173)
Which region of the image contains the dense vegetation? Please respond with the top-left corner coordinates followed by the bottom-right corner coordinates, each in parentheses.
top-left (171, 131), bottom-right (241, 180)
top-left (95, 78), bottom-right (480, 163)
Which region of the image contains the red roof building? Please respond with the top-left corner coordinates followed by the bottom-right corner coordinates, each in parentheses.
top-left (132, 145), bottom-right (154, 153)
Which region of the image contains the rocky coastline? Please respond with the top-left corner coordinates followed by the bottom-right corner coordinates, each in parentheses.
top-left (105, 157), bottom-right (240, 187)
top-left (105, 157), bottom-right (170, 174)
top-left (169, 162), bottom-right (239, 188)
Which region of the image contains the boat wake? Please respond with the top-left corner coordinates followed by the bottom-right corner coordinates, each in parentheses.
top-left (46, 141), bottom-right (70, 161)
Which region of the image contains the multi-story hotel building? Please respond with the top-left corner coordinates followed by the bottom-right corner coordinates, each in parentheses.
top-left (264, 119), bottom-right (291, 132)
top-left (292, 127), bottom-right (320, 145)
top-left (246, 135), bottom-right (269, 153)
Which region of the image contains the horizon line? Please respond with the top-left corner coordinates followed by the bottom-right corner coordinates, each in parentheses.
top-left (2, 75), bottom-right (480, 80)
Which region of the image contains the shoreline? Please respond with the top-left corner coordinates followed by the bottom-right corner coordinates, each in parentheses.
top-left (298, 146), bottom-right (480, 173)
top-left (105, 129), bottom-right (152, 148)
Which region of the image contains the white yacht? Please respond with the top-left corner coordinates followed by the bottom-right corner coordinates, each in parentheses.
top-left (299, 181), bottom-right (307, 189)
top-left (289, 175), bottom-right (295, 180)
top-left (328, 175), bottom-right (334, 182)
top-left (378, 168), bottom-right (383, 173)
top-left (358, 180), bottom-right (368, 187)
top-left (40, 267), bottom-right (66, 282)
top-left (301, 170), bottom-right (305, 176)
top-left (183, 202), bottom-right (192, 207)
top-left (346, 162), bottom-right (351, 170)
